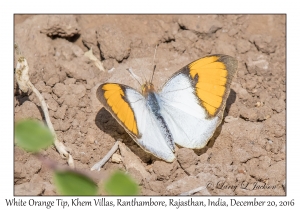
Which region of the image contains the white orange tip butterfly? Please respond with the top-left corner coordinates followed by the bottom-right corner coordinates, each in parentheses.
top-left (97, 54), bottom-right (238, 162)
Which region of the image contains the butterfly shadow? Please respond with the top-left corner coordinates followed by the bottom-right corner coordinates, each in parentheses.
top-left (95, 108), bottom-right (155, 163)
top-left (194, 89), bottom-right (237, 156)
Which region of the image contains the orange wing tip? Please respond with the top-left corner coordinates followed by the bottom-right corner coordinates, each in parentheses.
top-left (107, 94), bottom-right (120, 106)
top-left (202, 102), bottom-right (217, 116)
top-left (104, 90), bottom-right (116, 99)
top-left (190, 63), bottom-right (227, 79)
top-left (197, 76), bottom-right (227, 86)
top-left (117, 108), bottom-right (126, 122)
top-left (197, 89), bottom-right (222, 107)
top-left (196, 83), bottom-right (226, 97)
top-left (100, 83), bottom-right (139, 136)
top-left (188, 55), bottom-right (236, 116)
top-left (188, 56), bottom-right (219, 69)
top-left (102, 83), bottom-right (122, 91)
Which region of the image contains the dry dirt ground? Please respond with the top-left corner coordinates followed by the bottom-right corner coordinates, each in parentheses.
top-left (14, 15), bottom-right (286, 196)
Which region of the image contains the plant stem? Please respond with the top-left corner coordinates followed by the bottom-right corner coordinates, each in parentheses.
top-left (91, 140), bottom-right (120, 171)
top-left (15, 53), bottom-right (74, 168)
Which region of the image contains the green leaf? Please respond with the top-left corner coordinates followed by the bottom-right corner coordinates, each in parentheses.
top-left (15, 119), bottom-right (54, 152)
top-left (53, 170), bottom-right (98, 196)
top-left (104, 170), bottom-right (139, 195)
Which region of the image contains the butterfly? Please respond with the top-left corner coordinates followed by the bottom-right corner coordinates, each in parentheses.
top-left (97, 54), bottom-right (238, 162)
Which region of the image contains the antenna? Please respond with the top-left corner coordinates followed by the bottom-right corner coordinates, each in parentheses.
top-left (127, 51), bottom-right (148, 85)
top-left (126, 68), bottom-right (143, 86)
top-left (150, 45), bottom-right (158, 84)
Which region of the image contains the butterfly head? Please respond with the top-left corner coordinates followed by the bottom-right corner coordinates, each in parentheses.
top-left (142, 81), bottom-right (155, 96)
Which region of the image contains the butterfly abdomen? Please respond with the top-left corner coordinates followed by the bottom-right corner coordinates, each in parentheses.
top-left (146, 92), bottom-right (175, 152)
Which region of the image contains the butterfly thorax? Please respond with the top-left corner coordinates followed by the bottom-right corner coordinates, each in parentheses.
top-left (141, 81), bottom-right (155, 97)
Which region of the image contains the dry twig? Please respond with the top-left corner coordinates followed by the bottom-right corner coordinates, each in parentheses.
top-left (84, 47), bottom-right (105, 71)
top-left (91, 140), bottom-right (120, 171)
top-left (15, 47), bottom-right (74, 168)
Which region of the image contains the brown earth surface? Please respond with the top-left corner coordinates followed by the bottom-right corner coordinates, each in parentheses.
top-left (14, 14), bottom-right (286, 196)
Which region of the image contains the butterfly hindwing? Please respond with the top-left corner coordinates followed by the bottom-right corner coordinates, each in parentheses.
top-left (97, 83), bottom-right (176, 162)
top-left (158, 54), bottom-right (238, 149)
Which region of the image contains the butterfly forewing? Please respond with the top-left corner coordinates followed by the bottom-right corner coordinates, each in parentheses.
top-left (158, 54), bottom-right (238, 148)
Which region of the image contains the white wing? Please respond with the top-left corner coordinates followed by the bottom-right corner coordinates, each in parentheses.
top-left (157, 54), bottom-right (238, 149)
top-left (158, 73), bottom-right (219, 148)
top-left (125, 88), bottom-right (176, 162)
